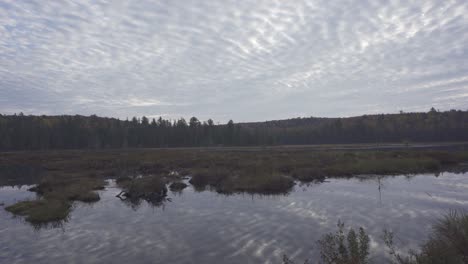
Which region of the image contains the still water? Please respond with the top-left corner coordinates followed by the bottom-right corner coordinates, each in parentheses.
top-left (1, 173), bottom-right (468, 264)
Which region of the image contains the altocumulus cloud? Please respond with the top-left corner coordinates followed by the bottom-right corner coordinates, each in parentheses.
top-left (0, 0), bottom-right (467, 122)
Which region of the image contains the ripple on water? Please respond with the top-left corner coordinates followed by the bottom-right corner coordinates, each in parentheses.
top-left (1, 173), bottom-right (468, 263)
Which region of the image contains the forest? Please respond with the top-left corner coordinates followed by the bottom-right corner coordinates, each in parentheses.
top-left (0, 108), bottom-right (467, 150)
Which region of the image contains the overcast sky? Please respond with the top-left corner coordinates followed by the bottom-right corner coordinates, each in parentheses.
top-left (1, 0), bottom-right (467, 122)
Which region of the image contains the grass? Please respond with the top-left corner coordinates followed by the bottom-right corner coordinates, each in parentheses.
top-left (169, 182), bottom-right (188, 192)
top-left (5, 199), bottom-right (71, 224)
top-left (116, 176), bottom-right (168, 205)
top-left (2, 148), bottom-right (467, 178)
top-left (218, 172), bottom-right (294, 194)
top-left (189, 165), bottom-right (295, 194)
top-left (323, 158), bottom-right (441, 176)
top-left (2, 148), bottom-right (468, 224)
top-left (5, 175), bottom-right (105, 224)
top-left (291, 167), bottom-right (326, 182)
top-left (2, 149), bottom-right (467, 184)
top-left (29, 175), bottom-right (106, 202)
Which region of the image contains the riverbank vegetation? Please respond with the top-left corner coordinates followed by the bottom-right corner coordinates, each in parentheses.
top-left (2, 147), bottom-right (467, 183)
top-left (1, 148), bottom-right (468, 193)
top-left (284, 211), bottom-right (468, 264)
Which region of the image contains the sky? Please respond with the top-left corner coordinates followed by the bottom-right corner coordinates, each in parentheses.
top-left (1, 0), bottom-right (468, 123)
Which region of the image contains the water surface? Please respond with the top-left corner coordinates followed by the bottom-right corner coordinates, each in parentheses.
top-left (1, 173), bottom-right (468, 263)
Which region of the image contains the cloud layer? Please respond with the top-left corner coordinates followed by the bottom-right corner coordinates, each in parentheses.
top-left (1, 0), bottom-right (468, 121)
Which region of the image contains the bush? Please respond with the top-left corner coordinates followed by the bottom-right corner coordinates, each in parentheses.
top-left (317, 221), bottom-right (370, 264)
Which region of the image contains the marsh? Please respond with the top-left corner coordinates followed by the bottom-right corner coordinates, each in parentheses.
top-left (1, 148), bottom-right (468, 263)
top-left (3, 0), bottom-right (468, 262)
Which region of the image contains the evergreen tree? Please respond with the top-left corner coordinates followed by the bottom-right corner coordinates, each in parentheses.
top-left (0, 110), bottom-right (467, 150)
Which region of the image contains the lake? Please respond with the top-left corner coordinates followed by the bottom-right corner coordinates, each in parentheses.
top-left (1, 173), bottom-right (468, 263)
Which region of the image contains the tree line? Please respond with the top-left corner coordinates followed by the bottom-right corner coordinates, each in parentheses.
top-left (1, 108), bottom-right (467, 150)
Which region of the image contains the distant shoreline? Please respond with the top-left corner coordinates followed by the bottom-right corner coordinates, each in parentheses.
top-left (1, 141), bottom-right (468, 154)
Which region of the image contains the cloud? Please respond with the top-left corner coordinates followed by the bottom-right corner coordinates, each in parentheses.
top-left (1, 0), bottom-right (468, 121)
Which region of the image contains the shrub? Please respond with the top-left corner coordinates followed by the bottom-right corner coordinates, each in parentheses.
top-left (317, 221), bottom-right (370, 264)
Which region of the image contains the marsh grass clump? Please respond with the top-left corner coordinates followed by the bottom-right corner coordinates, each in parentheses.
top-left (69, 191), bottom-right (100, 203)
top-left (169, 182), bottom-right (188, 192)
top-left (220, 172), bottom-right (294, 194)
top-left (292, 167), bottom-right (326, 182)
top-left (0, 164), bottom-right (45, 187)
top-left (116, 175), bottom-right (168, 204)
top-left (189, 167), bottom-right (230, 188)
top-left (323, 157), bottom-right (441, 177)
top-left (188, 165), bottom-right (295, 195)
top-left (5, 175), bottom-right (105, 225)
top-left (5, 199), bottom-right (71, 224)
top-left (424, 151), bottom-right (468, 166)
top-left (115, 175), bottom-right (132, 185)
top-left (30, 175), bottom-right (106, 203)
